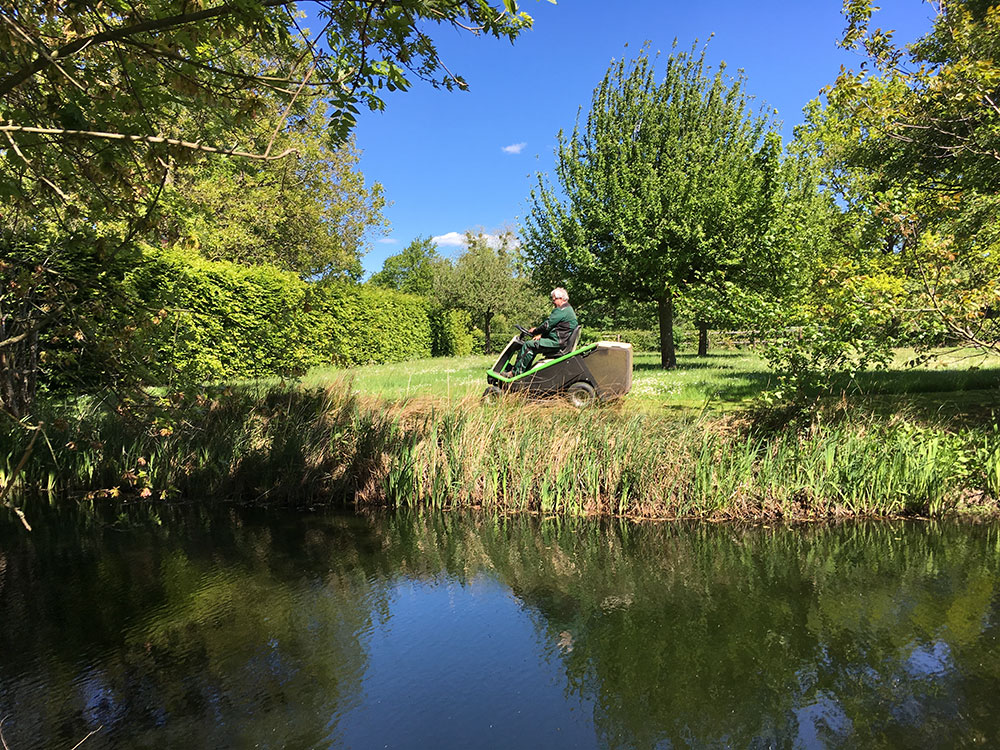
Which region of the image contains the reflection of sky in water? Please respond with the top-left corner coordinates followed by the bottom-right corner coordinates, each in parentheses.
top-left (80, 668), bottom-right (128, 728)
top-left (789, 639), bottom-right (960, 748)
top-left (906, 640), bottom-right (953, 679)
top-left (794, 691), bottom-right (853, 749)
top-left (333, 573), bottom-right (598, 749)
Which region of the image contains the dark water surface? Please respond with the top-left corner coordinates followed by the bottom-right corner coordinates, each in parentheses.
top-left (2, 507), bottom-right (999, 749)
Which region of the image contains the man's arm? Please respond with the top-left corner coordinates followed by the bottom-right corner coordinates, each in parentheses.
top-left (529, 315), bottom-right (553, 337)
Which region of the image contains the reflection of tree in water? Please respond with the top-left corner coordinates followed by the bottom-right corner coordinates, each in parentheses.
top-left (2, 508), bottom-right (1000, 748)
top-left (370, 513), bottom-right (1000, 749)
top-left (0, 506), bottom-right (383, 749)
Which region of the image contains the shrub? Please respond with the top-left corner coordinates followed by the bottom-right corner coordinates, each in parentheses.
top-left (307, 282), bottom-right (432, 366)
top-left (430, 307), bottom-right (473, 357)
top-left (126, 247), bottom-right (432, 383)
top-left (126, 246), bottom-right (323, 382)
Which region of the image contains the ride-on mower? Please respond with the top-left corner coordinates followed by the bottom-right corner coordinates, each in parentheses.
top-left (484, 326), bottom-right (633, 406)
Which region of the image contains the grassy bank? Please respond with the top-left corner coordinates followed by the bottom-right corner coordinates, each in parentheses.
top-left (304, 346), bottom-right (1000, 416)
top-left (4, 378), bottom-right (1000, 523)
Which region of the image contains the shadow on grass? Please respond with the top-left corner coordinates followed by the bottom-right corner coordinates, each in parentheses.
top-left (635, 351), bottom-right (1000, 426)
top-left (634, 353), bottom-right (776, 404)
top-left (846, 367), bottom-right (1000, 395)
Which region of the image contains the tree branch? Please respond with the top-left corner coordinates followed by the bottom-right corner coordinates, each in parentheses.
top-left (0, 0), bottom-right (298, 99)
top-left (0, 125), bottom-right (297, 160)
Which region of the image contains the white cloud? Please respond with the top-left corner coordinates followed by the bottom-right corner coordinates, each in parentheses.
top-left (376, 238), bottom-right (399, 245)
top-left (483, 233), bottom-right (520, 250)
top-left (431, 231), bottom-right (521, 251)
top-left (432, 232), bottom-right (467, 247)
top-left (502, 142), bottom-right (527, 155)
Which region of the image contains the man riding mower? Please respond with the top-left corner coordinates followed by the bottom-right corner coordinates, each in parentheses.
top-left (484, 288), bottom-right (633, 406)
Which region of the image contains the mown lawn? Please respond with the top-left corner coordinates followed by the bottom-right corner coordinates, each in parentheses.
top-left (302, 350), bottom-right (775, 409)
top-left (303, 345), bottom-right (1000, 419)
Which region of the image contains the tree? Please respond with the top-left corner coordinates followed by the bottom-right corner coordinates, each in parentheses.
top-left (747, 102), bottom-right (903, 398)
top-left (369, 236), bottom-right (444, 297)
top-left (523, 42), bottom-right (788, 368)
top-left (158, 106), bottom-right (387, 280)
top-left (823, 0), bottom-right (1000, 354)
top-left (0, 0), bottom-right (541, 417)
top-left (0, 0), bottom-right (537, 213)
top-left (440, 232), bottom-right (537, 353)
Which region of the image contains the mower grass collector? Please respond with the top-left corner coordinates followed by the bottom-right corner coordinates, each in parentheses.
top-left (484, 326), bottom-right (633, 406)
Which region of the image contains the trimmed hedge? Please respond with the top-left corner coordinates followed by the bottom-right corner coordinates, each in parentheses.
top-left (430, 307), bottom-right (473, 357)
top-left (127, 247), bottom-right (432, 383)
top-left (308, 281), bottom-right (431, 367)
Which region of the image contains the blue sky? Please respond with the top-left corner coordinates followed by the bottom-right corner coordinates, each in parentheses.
top-left (337, 0), bottom-right (934, 277)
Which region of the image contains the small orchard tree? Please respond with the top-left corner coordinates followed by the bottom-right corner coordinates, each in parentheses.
top-left (442, 232), bottom-right (537, 353)
top-left (523, 42), bottom-right (791, 368)
top-left (369, 236), bottom-right (445, 297)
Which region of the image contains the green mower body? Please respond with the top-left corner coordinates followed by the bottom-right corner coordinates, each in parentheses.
top-left (484, 327), bottom-right (632, 406)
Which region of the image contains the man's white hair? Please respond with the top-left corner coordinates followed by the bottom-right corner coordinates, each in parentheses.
top-left (551, 287), bottom-right (569, 301)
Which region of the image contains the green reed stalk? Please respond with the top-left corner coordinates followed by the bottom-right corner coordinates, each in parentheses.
top-left (4, 383), bottom-right (999, 520)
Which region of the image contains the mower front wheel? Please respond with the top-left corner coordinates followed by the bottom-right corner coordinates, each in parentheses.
top-left (482, 385), bottom-right (503, 404)
top-left (566, 381), bottom-right (596, 408)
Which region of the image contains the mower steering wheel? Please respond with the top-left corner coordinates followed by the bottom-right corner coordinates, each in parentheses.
top-left (515, 325), bottom-right (531, 336)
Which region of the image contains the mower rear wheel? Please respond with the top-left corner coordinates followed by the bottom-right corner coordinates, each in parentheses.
top-left (482, 385), bottom-right (502, 403)
top-left (566, 381), bottom-right (596, 408)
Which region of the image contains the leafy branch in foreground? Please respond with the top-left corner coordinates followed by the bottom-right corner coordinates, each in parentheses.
top-left (0, 0), bottom-right (545, 418)
top-left (823, 0), bottom-right (1000, 355)
top-left (0, 0), bottom-right (538, 215)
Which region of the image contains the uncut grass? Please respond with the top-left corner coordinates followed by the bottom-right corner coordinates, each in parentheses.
top-left (5, 382), bottom-right (1000, 519)
top-left (391, 402), bottom-right (999, 518)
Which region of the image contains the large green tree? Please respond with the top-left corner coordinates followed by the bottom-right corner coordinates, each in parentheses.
top-left (823, 0), bottom-right (1000, 354)
top-left (523, 43), bottom-right (789, 368)
top-left (159, 105), bottom-right (388, 280)
top-left (0, 0), bottom-right (540, 417)
top-left (369, 236), bottom-right (444, 297)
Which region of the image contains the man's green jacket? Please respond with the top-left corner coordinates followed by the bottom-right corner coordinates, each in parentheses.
top-left (535, 304), bottom-right (577, 350)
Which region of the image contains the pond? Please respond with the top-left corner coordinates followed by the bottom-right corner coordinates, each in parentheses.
top-left (1, 507), bottom-right (999, 749)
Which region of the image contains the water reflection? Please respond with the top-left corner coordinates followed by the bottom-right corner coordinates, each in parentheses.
top-left (1, 508), bottom-right (998, 748)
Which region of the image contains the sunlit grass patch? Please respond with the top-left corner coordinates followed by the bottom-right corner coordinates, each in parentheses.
top-left (302, 354), bottom-right (493, 401)
top-left (301, 345), bottom-right (1000, 416)
top-left (303, 349), bottom-right (776, 411)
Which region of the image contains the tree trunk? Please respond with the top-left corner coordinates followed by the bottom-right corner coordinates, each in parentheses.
top-left (697, 321), bottom-right (709, 356)
top-left (0, 327), bottom-right (39, 419)
top-left (657, 293), bottom-right (676, 369)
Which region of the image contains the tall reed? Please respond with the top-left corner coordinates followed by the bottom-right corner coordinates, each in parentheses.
top-left (3, 383), bottom-right (998, 520)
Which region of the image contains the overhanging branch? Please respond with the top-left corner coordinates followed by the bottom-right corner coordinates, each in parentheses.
top-left (0, 125), bottom-right (298, 160)
top-left (0, 0), bottom-right (298, 99)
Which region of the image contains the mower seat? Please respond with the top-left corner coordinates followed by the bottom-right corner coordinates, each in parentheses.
top-left (558, 325), bottom-right (582, 356)
top-left (533, 326), bottom-right (583, 369)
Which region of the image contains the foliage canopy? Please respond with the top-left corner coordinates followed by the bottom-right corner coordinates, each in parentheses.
top-left (523, 42), bottom-right (794, 368)
top-left (821, 0), bottom-right (1000, 356)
